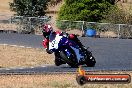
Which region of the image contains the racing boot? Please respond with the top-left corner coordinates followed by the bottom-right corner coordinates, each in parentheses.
top-left (77, 41), bottom-right (87, 51)
top-left (73, 35), bottom-right (87, 51)
top-left (68, 34), bottom-right (87, 51)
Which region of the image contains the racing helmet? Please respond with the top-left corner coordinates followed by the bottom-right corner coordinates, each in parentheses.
top-left (42, 24), bottom-right (53, 32)
top-left (42, 24), bottom-right (53, 38)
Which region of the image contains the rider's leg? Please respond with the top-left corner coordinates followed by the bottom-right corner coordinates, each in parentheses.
top-left (69, 34), bottom-right (86, 51)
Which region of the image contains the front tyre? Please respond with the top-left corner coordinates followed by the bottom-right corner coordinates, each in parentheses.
top-left (60, 50), bottom-right (78, 68)
top-left (54, 57), bottom-right (62, 66)
top-left (54, 52), bottom-right (65, 66)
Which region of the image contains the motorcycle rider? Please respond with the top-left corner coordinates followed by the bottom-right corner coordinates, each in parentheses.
top-left (42, 24), bottom-right (87, 54)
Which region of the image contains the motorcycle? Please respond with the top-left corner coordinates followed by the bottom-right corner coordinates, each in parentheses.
top-left (47, 32), bottom-right (96, 68)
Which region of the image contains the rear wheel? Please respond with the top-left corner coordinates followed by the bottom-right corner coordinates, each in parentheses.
top-left (85, 51), bottom-right (96, 67)
top-left (85, 56), bottom-right (96, 67)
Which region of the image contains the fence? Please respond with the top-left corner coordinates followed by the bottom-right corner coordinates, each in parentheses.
top-left (10, 16), bottom-right (51, 34)
top-left (0, 17), bottom-right (132, 38)
top-left (0, 16), bottom-right (51, 34)
top-left (57, 20), bottom-right (132, 39)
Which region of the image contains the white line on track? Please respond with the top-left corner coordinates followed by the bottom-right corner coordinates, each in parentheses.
top-left (18, 67), bottom-right (25, 69)
top-left (30, 67), bottom-right (35, 68)
top-left (0, 66), bottom-right (47, 71)
top-left (0, 43), bottom-right (33, 49)
top-left (5, 68), bottom-right (10, 70)
top-left (41, 65), bottom-right (46, 67)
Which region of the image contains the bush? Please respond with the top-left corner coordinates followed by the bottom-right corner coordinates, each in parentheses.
top-left (102, 5), bottom-right (132, 24)
top-left (56, 20), bottom-right (83, 31)
top-left (58, 0), bottom-right (112, 22)
top-left (9, 0), bottom-right (49, 16)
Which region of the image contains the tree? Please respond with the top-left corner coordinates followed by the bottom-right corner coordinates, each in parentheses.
top-left (49, 0), bottom-right (62, 6)
top-left (9, 0), bottom-right (51, 34)
top-left (58, 0), bottom-right (113, 22)
top-left (102, 5), bottom-right (132, 24)
top-left (9, 0), bottom-right (49, 17)
top-left (106, 0), bottom-right (115, 5)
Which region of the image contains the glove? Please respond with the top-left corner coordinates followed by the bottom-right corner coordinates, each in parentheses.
top-left (61, 32), bottom-right (68, 38)
top-left (46, 49), bottom-right (53, 54)
top-left (69, 34), bottom-right (75, 39)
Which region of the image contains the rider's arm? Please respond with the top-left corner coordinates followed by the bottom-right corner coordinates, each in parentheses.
top-left (43, 38), bottom-right (49, 49)
top-left (43, 38), bottom-right (53, 54)
top-left (55, 30), bottom-right (61, 35)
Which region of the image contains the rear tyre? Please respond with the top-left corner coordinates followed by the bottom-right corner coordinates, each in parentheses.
top-left (85, 50), bottom-right (96, 67)
top-left (85, 56), bottom-right (96, 67)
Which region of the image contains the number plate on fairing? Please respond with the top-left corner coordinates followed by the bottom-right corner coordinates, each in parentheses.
top-left (49, 34), bottom-right (63, 50)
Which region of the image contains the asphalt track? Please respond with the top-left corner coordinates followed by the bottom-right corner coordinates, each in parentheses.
top-left (0, 33), bottom-right (132, 74)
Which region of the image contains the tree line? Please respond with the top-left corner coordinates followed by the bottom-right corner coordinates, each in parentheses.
top-left (10, 0), bottom-right (132, 24)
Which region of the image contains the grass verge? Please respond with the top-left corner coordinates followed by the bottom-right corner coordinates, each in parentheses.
top-left (0, 45), bottom-right (131, 88)
top-left (0, 71), bottom-right (131, 88)
top-left (0, 45), bottom-right (54, 68)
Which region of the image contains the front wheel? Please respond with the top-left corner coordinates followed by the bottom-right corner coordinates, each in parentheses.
top-left (54, 58), bottom-right (62, 66)
top-left (60, 50), bottom-right (78, 68)
top-left (54, 52), bottom-right (65, 66)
